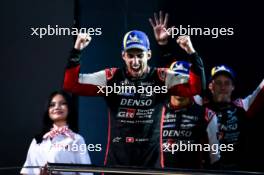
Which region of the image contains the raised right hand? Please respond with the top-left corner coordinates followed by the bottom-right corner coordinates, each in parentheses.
top-left (74, 33), bottom-right (92, 51)
top-left (149, 11), bottom-right (169, 45)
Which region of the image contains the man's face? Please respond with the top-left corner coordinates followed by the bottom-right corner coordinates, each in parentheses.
top-left (209, 74), bottom-right (234, 103)
top-left (122, 48), bottom-right (151, 78)
top-left (170, 96), bottom-right (191, 107)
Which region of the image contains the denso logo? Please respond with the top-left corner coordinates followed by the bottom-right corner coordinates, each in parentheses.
top-left (163, 130), bottom-right (192, 137)
top-left (120, 98), bottom-right (152, 106)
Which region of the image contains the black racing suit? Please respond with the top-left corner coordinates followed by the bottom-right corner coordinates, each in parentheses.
top-left (63, 48), bottom-right (203, 171)
top-left (157, 39), bottom-right (208, 168)
top-left (162, 102), bottom-right (208, 169)
top-left (205, 102), bottom-right (247, 170)
top-left (104, 67), bottom-right (167, 168)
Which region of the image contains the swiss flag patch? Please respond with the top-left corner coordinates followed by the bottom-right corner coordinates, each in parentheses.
top-left (126, 137), bottom-right (135, 143)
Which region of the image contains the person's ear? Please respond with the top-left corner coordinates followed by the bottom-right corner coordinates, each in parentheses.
top-left (209, 82), bottom-right (213, 92)
top-left (147, 50), bottom-right (152, 60)
top-left (231, 85), bottom-right (235, 91)
top-left (122, 51), bottom-right (126, 61)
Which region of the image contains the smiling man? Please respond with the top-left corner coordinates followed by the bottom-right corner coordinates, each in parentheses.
top-left (63, 30), bottom-right (204, 170)
top-left (122, 31), bottom-right (151, 78)
top-left (209, 66), bottom-right (236, 103)
top-left (206, 65), bottom-right (248, 170)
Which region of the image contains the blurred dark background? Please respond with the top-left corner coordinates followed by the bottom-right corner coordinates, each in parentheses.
top-left (1, 0), bottom-right (263, 174)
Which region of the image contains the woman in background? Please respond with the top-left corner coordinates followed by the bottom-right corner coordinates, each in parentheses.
top-left (21, 90), bottom-right (93, 175)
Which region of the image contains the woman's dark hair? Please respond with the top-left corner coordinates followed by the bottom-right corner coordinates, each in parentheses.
top-left (35, 90), bottom-right (78, 143)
